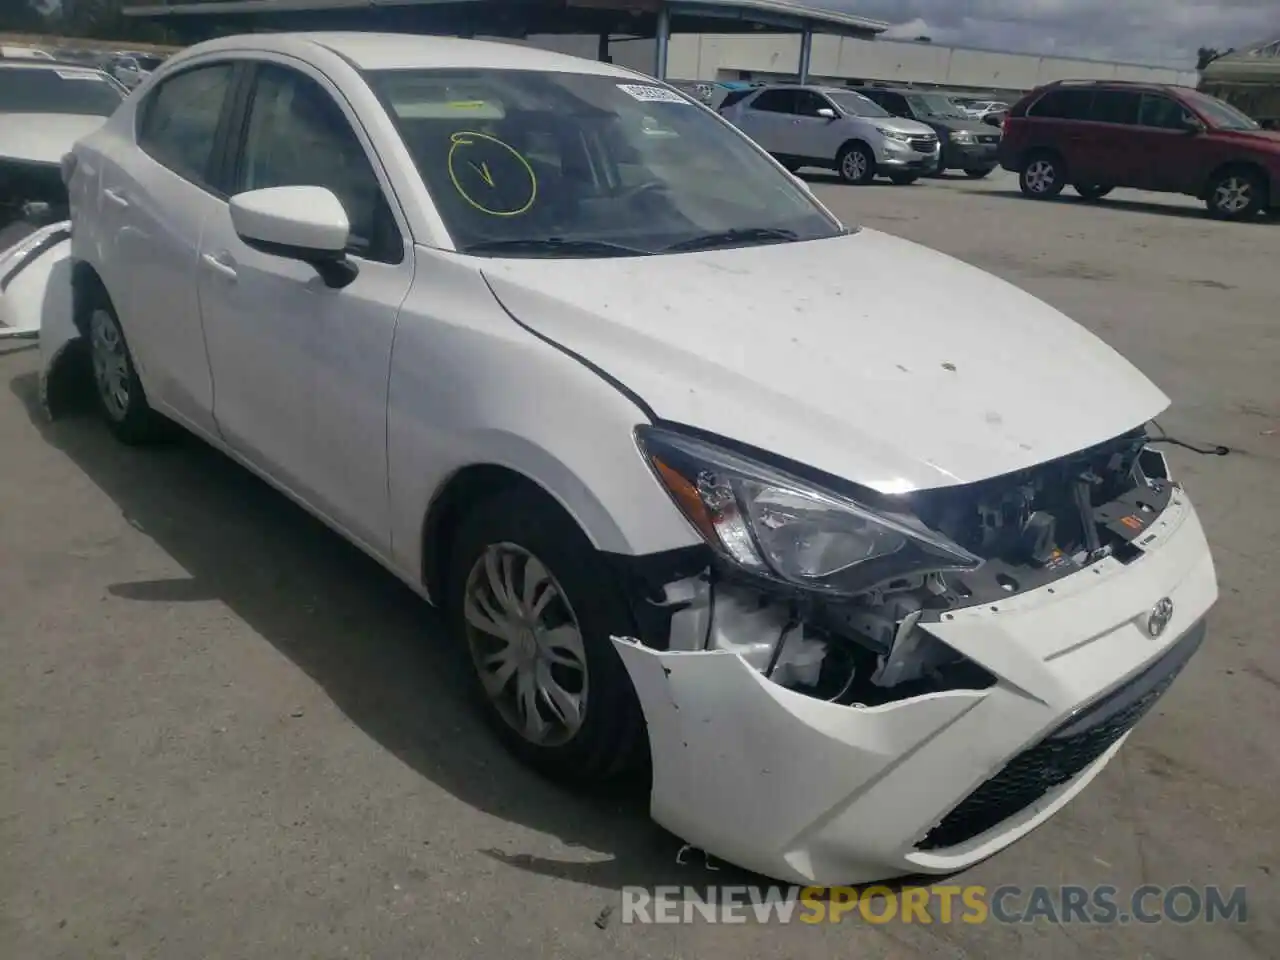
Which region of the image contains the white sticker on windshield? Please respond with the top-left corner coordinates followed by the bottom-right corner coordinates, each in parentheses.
top-left (616, 83), bottom-right (691, 104)
top-left (55, 69), bottom-right (106, 81)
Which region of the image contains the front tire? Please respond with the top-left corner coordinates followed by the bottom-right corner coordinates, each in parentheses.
top-left (836, 142), bottom-right (875, 185)
top-left (964, 167), bottom-right (994, 179)
top-left (1019, 152), bottom-right (1066, 199)
top-left (1205, 169), bottom-right (1266, 220)
top-left (890, 173), bottom-right (918, 186)
top-left (85, 296), bottom-right (171, 445)
top-left (447, 488), bottom-right (647, 784)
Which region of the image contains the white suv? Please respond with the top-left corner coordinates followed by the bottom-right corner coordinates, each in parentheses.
top-left (720, 84), bottom-right (940, 184)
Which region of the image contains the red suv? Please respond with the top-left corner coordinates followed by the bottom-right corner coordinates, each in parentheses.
top-left (998, 80), bottom-right (1280, 220)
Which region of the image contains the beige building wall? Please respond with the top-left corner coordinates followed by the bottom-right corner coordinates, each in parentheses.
top-left (503, 33), bottom-right (1198, 95)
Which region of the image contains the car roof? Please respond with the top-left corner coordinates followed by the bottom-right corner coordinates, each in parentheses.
top-left (0, 59), bottom-right (112, 74)
top-left (748, 84), bottom-right (873, 95)
top-left (177, 31), bottom-right (641, 78)
top-left (851, 86), bottom-right (935, 94)
top-left (1034, 79), bottom-right (1189, 95)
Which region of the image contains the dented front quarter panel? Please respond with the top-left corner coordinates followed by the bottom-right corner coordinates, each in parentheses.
top-left (612, 493), bottom-right (1218, 886)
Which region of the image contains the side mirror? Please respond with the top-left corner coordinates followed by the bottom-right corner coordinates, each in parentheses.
top-left (230, 185), bottom-right (358, 289)
top-left (1181, 115), bottom-right (1206, 135)
top-left (815, 107), bottom-right (837, 121)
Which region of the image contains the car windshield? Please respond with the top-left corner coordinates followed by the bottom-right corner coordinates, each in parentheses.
top-left (0, 66), bottom-right (124, 117)
top-left (367, 68), bottom-right (844, 257)
top-left (905, 92), bottom-right (968, 119)
top-left (1184, 90), bottom-right (1260, 131)
top-left (826, 91), bottom-right (892, 119)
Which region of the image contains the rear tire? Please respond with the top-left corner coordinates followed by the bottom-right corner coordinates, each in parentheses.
top-left (84, 292), bottom-right (172, 445)
top-left (1075, 184), bottom-right (1114, 200)
top-left (1019, 152), bottom-right (1066, 199)
top-left (1205, 168), bottom-right (1266, 220)
top-left (836, 142), bottom-right (875, 185)
top-left (446, 487), bottom-right (648, 784)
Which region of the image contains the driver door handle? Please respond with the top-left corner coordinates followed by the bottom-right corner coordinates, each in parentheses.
top-left (103, 187), bottom-right (129, 208)
top-left (202, 251), bottom-right (238, 281)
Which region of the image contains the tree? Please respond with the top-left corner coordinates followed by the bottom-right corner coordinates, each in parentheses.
top-left (0, 0), bottom-right (52, 33)
top-left (59, 0), bottom-right (128, 39)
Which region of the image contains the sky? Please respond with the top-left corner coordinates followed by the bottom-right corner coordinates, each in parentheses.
top-left (821, 0), bottom-right (1278, 68)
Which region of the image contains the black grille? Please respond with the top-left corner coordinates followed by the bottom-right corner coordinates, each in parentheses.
top-left (908, 137), bottom-right (937, 152)
top-left (916, 620), bottom-right (1205, 851)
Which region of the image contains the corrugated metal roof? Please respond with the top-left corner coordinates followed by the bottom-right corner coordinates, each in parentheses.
top-left (123, 0), bottom-right (887, 35)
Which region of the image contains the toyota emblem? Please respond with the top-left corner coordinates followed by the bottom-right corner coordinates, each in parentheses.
top-left (1147, 597), bottom-right (1174, 638)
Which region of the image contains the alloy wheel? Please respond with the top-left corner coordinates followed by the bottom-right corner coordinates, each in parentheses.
top-left (462, 542), bottom-right (589, 747)
top-left (843, 150), bottom-right (867, 181)
top-left (1213, 176), bottom-right (1253, 215)
top-left (1024, 159), bottom-right (1056, 194)
top-left (89, 308), bottom-right (130, 421)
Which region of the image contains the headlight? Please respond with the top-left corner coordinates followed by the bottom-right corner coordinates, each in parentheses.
top-left (635, 426), bottom-right (982, 597)
top-left (950, 130), bottom-right (976, 143)
top-left (875, 127), bottom-right (911, 142)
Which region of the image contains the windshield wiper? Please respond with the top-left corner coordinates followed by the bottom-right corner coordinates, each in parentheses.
top-left (461, 237), bottom-right (650, 257)
top-left (663, 227), bottom-right (800, 253)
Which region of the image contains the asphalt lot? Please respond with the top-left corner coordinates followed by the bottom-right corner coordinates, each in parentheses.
top-left (2, 171), bottom-right (1278, 959)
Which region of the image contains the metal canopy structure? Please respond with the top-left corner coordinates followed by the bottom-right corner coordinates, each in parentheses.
top-left (121, 0), bottom-right (887, 81)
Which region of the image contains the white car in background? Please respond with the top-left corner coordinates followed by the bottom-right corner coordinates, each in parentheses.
top-left (0, 59), bottom-right (126, 228)
top-left (14, 31), bottom-right (1217, 885)
top-left (1, 44), bottom-right (55, 60)
top-left (107, 52), bottom-right (166, 89)
top-left (719, 84), bottom-right (940, 184)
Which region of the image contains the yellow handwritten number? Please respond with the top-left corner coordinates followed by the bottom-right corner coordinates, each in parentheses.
top-left (447, 131), bottom-right (537, 217)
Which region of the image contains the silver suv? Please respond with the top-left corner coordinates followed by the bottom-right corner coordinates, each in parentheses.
top-left (719, 84), bottom-right (941, 184)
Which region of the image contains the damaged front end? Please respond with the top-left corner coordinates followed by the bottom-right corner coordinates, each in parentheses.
top-left (623, 424), bottom-right (1173, 704)
top-left (608, 423), bottom-right (1212, 883)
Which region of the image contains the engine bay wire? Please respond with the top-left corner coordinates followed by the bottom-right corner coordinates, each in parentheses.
top-left (1148, 419), bottom-right (1230, 456)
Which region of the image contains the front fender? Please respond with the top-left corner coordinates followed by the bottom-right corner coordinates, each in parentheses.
top-left (386, 249), bottom-right (702, 586)
top-left (0, 220), bottom-right (81, 418)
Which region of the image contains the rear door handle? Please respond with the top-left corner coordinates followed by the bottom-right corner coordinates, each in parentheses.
top-left (103, 187), bottom-right (129, 207)
top-left (201, 251), bottom-right (238, 281)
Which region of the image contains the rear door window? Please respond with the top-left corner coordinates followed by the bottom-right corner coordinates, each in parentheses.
top-left (718, 89), bottom-right (754, 111)
top-left (749, 89), bottom-right (798, 114)
top-left (1089, 90), bottom-right (1141, 125)
top-left (1028, 88), bottom-right (1094, 120)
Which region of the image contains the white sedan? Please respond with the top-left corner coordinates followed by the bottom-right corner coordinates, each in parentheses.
top-left (41, 31), bottom-right (1215, 885)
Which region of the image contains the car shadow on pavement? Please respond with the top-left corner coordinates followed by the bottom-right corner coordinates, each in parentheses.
top-left (798, 172), bottom-right (904, 187)
top-left (953, 187), bottom-right (1240, 222)
top-left (9, 368), bottom-right (781, 895)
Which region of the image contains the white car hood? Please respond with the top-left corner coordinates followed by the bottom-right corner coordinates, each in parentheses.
top-left (0, 113), bottom-right (105, 165)
top-left (869, 115), bottom-right (935, 137)
top-left (481, 230), bottom-right (1170, 493)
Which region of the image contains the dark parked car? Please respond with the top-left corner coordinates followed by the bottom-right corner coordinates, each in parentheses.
top-left (999, 79), bottom-right (1280, 220)
top-left (852, 87), bottom-right (1002, 177)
